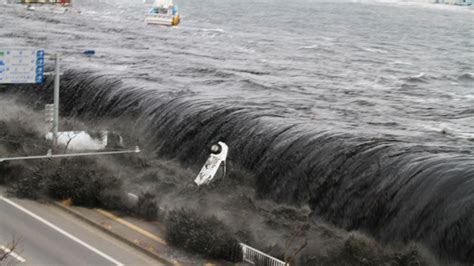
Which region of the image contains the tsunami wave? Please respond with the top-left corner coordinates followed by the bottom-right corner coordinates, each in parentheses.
top-left (6, 70), bottom-right (473, 263)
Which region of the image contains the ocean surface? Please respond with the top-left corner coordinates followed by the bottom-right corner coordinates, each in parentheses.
top-left (1, 0), bottom-right (473, 149)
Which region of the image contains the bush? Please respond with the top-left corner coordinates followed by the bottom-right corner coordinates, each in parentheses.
top-left (0, 162), bottom-right (16, 185)
top-left (45, 158), bottom-right (123, 208)
top-left (10, 163), bottom-right (43, 199)
top-left (99, 189), bottom-right (127, 211)
top-left (166, 208), bottom-right (242, 262)
top-left (299, 233), bottom-right (436, 266)
top-left (136, 191), bottom-right (159, 221)
top-left (13, 174), bottom-right (42, 199)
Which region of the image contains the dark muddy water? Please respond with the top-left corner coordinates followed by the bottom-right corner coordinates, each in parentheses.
top-left (1, 0), bottom-right (473, 263)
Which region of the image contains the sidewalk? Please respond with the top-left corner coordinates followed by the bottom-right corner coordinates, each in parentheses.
top-left (53, 200), bottom-right (224, 265)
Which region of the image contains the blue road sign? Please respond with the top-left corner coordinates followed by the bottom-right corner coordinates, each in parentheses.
top-left (0, 49), bottom-right (45, 84)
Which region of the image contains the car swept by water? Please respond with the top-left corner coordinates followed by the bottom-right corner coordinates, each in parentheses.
top-left (0, 0), bottom-right (473, 265)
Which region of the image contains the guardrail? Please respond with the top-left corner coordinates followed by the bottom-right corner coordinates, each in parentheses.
top-left (240, 243), bottom-right (287, 266)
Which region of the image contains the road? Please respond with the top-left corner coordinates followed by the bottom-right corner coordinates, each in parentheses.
top-left (0, 194), bottom-right (162, 266)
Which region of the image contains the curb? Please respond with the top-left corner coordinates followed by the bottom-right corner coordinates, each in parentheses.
top-left (51, 201), bottom-right (175, 266)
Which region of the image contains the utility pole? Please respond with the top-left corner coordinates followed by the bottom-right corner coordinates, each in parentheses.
top-left (53, 53), bottom-right (60, 148)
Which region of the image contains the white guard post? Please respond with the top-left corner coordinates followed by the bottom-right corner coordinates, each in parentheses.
top-left (194, 142), bottom-right (228, 186)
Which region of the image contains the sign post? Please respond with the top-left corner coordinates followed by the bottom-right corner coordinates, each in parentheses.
top-left (0, 48), bottom-right (60, 149)
top-left (0, 49), bottom-right (61, 149)
top-left (45, 104), bottom-right (54, 130)
top-left (53, 54), bottom-right (60, 148)
top-left (0, 48), bottom-right (141, 162)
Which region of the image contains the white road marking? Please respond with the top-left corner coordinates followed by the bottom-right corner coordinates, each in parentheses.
top-left (0, 196), bottom-right (124, 266)
top-left (0, 245), bottom-right (26, 263)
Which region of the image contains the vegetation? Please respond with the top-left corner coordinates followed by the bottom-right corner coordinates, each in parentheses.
top-left (166, 208), bottom-right (242, 262)
top-left (136, 191), bottom-right (159, 221)
top-left (298, 233), bottom-right (437, 266)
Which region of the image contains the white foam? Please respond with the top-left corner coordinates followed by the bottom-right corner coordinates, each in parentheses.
top-left (300, 44), bottom-right (319, 49)
top-left (354, 0), bottom-right (474, 13)
top-left (202, 28), bottom-right (226, 33)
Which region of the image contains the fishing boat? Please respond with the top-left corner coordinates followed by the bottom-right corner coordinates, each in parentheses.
top-left (145, 0), bottom-right (180, 26)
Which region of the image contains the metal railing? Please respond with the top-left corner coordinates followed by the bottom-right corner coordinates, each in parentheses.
top-left (0, 147), bottom-right (140, 162)
top-left (240, 243), bottom-right (287, 266)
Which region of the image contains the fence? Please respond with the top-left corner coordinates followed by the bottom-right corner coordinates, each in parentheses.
top-left (240, 243), bottom-right (287, 266)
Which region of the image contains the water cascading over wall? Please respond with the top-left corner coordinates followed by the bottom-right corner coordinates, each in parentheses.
top-left (7, 69), bottom-right (474, 263)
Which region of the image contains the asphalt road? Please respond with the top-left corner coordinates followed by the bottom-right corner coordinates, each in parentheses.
top-left (0, 193), bottom-right (162, 266)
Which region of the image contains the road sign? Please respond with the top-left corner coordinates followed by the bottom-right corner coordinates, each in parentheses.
top-left (45, 104), bottom-right (54, 128)
top-left (0, 49), bottom-right (45, 84)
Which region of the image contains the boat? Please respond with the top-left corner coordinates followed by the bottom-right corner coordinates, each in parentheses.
top-left (145, 0), bottom-right (180, 26)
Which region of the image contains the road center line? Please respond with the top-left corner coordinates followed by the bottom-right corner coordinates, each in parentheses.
top-left (0, 196), bottom-right (124, 266)
top-left (0, 245), bottom-right (26, 263)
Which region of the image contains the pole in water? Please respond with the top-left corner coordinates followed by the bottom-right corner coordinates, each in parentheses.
top-left (53, 53), bottom-right (60, 148)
